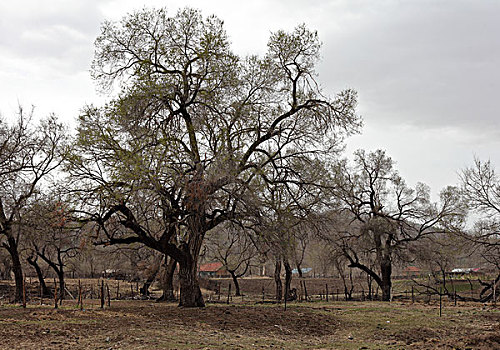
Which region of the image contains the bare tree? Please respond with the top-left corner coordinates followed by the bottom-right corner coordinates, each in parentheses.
top-left (460, 158), bottom-right (500, 297)
top-left (67, 8), bottom-right (360, 307)
top-left (0, 108), bottom-right (66, 302)
top-left (327, 149), bottom-right (465, 301)
top-left (206, 224), bottom-right (257, 296)
top-left (26, 197), bottom-right (80, 303)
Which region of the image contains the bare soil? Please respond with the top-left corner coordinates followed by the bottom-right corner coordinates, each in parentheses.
top-left (0, 298), bottom-right (498, 349)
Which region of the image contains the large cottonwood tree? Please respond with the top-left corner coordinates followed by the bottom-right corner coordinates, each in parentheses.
top-left (67, 7), bottom-right (360, 307)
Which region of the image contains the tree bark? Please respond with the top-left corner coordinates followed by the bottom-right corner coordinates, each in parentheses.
top-left (58, 270), bottom-right (65, 304)
top-left (283, 260), bottom-right (293, 301)
top-left (274, 259), bottom-right (282, 301)
top-left (178, 258), bottom-right (204, 307)
top-left (140, 263), bottom-right (160, 296)
top-left (5, 236), bottom-right (23, 303)
top-left (157, 256), bottom-right (176, 302)
top-left (229, 270), bottom-right (241, 296)
top-left (27, 256), bottom-right (52, 297)
top-left (380, 259), bottom-right (392, 301)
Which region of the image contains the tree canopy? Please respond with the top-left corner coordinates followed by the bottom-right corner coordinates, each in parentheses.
top-left (67, 7), bottom-right (361, 307)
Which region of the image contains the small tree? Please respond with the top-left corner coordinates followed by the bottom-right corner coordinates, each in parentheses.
top-left (206, 224), bottom-right (257, 296)
top-left (26, 197), bottom-right (80, 303)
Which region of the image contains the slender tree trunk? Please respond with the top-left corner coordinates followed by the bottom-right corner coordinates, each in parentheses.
top-left (27, 256), bottom-right (52, 297)
top-left (58, 270), bottom-right (65, 304)
top-left (274, 259), bottom-right (282, 301)
top-left (380, 259), bottom-right (392, 301)
top-left (296, 263), bottom-right (303, 278)
top-left (5, 236), bottom-right (23, 303)
top-left (283, 260), bottom-right (293, 301)
top-left (229, 270), bottom-right (241, 296)
top-left (140, 264), bottom-right (160, 296)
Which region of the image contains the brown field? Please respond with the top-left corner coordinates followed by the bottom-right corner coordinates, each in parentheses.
top-left (0, 295), bottom-right (498, 349)
top-left (0, 277), bottom-right (498, 349)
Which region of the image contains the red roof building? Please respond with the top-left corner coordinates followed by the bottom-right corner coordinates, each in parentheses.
top-left (198, 262), bottom-right (229, 277)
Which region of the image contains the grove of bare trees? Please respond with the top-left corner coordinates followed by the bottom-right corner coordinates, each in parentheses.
top-left (0, 7), bottom-right (497, 310)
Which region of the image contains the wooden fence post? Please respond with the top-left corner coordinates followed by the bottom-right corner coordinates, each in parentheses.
top-left (227, 283), bottom-right (231, 304)
top-left (106, 283), bottom-right (111, 307)
top-left (100, 280), bottom-right (105, 309)
top-left (79, 280), bottom-right (83, 311)
top-left (22, 277), bottom-right (26, 308)
top-left (54, 279), bottom-right (58, 309)
top-left (439, 293), bottom-right (442, 317)
top-left (326, 284), bottom-right (329, 302)
top-left (303, 280), bottom-right (308, 301)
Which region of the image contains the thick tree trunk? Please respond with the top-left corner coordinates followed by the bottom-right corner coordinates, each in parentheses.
top-left (27, 256), bottom-right (52, 297)
top-left (274, 259), bottom-right (282, 301)
top-left (158, 256), bottom-right (176, 302)
top-left (283, 260), bottom-right (293, 301)
top-left (178, 258), bottom-right (204, 307)
top-left (380, 259), bottom-right (392, 301)
top-left (5, 236), bottom-right (23, 303)
top-left (229, 270), bottom-right (241, 296)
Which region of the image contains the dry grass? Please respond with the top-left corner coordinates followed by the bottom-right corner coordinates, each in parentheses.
top-left (0, 297), bottom-right (498, 349)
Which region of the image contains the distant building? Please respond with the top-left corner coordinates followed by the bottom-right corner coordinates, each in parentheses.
top-left (291, 267), bottom-right (313, 276)
top-left (403, 266), bottom-right (421, 277)
top-left (198, 262), bottom-right (230, 278)
top-left (449, 267), bottom-right (481, 276)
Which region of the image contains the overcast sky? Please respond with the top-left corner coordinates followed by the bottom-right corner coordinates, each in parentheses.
top-left (1, 0), bottom-right (499, 198)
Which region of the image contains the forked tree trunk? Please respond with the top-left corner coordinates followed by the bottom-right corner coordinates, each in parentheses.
top-left (274, 259), bottom-right (282, 301)
top-left (27, 256), bottom-right (52, 297)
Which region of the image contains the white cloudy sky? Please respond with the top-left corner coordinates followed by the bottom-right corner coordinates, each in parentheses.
top-left (1, 0), bottom-right (499, 196)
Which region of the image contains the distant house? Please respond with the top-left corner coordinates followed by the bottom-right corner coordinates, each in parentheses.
top-left (449, 267), bottom-right (481, 276)
top-left (291, 267), bottom-right (312, 276)
top-left (198, 262), bottom-right (229, 278)
top-left (403, 266), bottom-right (421, 277)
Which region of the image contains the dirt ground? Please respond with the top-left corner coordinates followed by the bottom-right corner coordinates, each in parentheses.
top-left (0, 298), bottom-right (498, 349)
